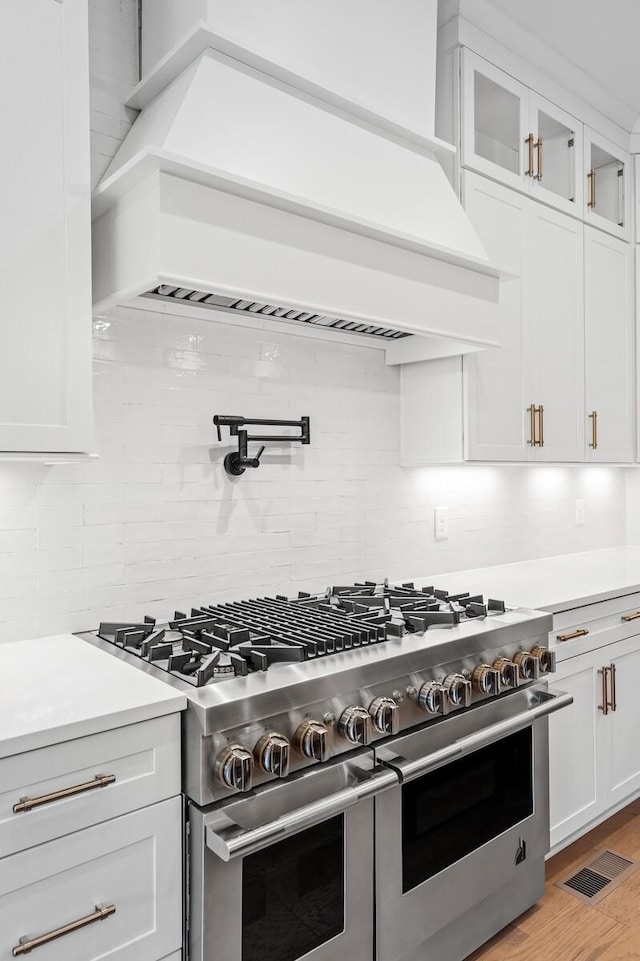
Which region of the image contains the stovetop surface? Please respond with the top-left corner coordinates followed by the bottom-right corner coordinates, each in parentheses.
top-left (92, 580), bottom-right (525, 690)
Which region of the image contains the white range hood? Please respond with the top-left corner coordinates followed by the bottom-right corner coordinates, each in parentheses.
top-left (92, 1), bottom-right (502, 363)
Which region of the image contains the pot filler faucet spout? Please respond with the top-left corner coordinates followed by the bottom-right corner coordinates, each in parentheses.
top-left (213, 414), bottom-right (311, 477)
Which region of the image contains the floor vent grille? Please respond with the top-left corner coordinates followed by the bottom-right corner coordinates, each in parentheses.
top-left (143, 286), bottom-right (412, 342)
top-left (556, 849), bottom-right (637, 905)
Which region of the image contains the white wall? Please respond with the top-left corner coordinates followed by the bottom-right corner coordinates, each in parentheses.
top-left (0, 307), bottom-right (627, 642)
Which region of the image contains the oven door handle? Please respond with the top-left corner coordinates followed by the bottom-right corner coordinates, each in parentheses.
top-left (204, 765), bottom-right (398, 862)
top-left (379, 689), bottom-right (573, 784)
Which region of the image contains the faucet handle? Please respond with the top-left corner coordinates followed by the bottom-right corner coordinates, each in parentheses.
top-left (249, 445), bottom-right (265, 469)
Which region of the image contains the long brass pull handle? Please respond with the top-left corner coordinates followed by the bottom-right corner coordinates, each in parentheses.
top-left (589, 411), bottom-right (598, 449)
top-left (599, 666), bottom-right (609, 715)
top-left (535, 137), bottom-right (543, 180)
top-left (525, 134), bottom-right (535, 176)
top-left (587, 169), bottom-right (596, 208)
top-left (13, 774), bottom-right (116, 813)
top-left (609, 663), bottom-right (617, 712)
top-left (538, 405), bottom-right (544, 448)
top-left (556, 628), bottom-right (589, 642)
top-left (622, 611), bottom-right (640, 622)
top-left (527, 404), bottom-right (537, 446)
top-left (13, 904), bottom-right (116, 956)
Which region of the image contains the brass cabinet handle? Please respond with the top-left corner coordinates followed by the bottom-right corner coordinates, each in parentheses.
top-left (589, 410), bottom-right (598, 449)
top-left (538, 405), bottom-right (544, 447)
top-left (556, 628), bottom-right (589, 642)
top-left (13, 904), bottom-right (116, 956)
top-left (527, 404), bottom-right (537, 446)
top-left (622, 611), bottom-right (640, 622)
top-left (525, 134), bottom-right (535, 176)
top-left (599, 666), bottom-right (609, 715)
top-left (609, 663), bottom-right (617, 712)
top-left (587, 168), bottom-right (596, 207)
top-left (535, 137), bottom-right (543, 180)
top-left (13, 774), bottom-right (116, 814)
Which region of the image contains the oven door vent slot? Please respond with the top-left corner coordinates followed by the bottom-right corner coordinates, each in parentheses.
top-left (556, 849), bottom-right (637, 905)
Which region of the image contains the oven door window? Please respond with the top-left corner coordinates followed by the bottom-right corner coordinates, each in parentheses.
top-left (402, 727), bottom-right (533, 893)
top-left (242, 813), bottom-right (345, 961)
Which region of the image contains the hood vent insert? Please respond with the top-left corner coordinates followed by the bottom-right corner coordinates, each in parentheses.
top-left (144, 286), bottom-right (411, 342)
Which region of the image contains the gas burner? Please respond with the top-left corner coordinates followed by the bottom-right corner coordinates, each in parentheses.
top-left (95, 581), bottom-right (508, 688)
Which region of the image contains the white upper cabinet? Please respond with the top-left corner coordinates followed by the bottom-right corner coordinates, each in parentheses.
top-left (464, 172), bottom-right (584, 462)
top-left (584, 128), bottom-right (632, 242)
top-left (462, 51), bottom-right (584, 221)
top-left (584, 229), bottom-right (634, 462)
top-left (0, 0), bottom-right (92, 454)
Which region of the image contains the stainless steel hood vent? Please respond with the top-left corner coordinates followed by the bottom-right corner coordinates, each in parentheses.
top-left (145, 286), bottom-right (410, 342)
top-left (92, 3), bottom-right (504, 363)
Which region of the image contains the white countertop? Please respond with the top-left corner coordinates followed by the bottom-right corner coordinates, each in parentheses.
top-left (0, 634), bottom-right (186, 759)
top-left (412, 546), bottom-right (640, 614)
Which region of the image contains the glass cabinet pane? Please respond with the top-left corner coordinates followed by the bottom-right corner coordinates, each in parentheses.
top-left (588, 143), bottom-right (625, 228)
top-left (473, 72), bottom-right (521, 175)
top-left (535, 109), bottom-right (576, 204)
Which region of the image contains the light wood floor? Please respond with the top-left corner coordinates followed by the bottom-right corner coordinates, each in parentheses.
top-left (467, 799), bottom-right (640, 961)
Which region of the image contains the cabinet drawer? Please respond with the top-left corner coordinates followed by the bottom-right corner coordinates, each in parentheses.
top-left (0, 714), bottom-right (180, 857)
top-left (0, 796), bottom-right (182, 961)
top-left (549, 592), bottom-right (640, 662)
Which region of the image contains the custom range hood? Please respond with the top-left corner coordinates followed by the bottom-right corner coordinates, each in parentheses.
top-left (92, 0), bottom-right (501, 363)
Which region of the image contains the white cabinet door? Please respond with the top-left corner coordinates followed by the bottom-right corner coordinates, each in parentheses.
top-left (463, 173), bottom-right (530, 461)
top-left (0, 797), bottom-right (182, 961)
top-left (549, 649), bottom-right (604, 850)
top-left (461, 50), bottom-right (529, 192)
top-left (529, 92), bottom-right (584, 219)
top-left (524, 203), bottom-right (585, 462)
top-left (0, 0), bottom-right (92, 453)
top-left (604, 637), bottom-right (640, 809)
top-left (584, 127), bottom-right (632, 242)
top-left (584, 228), bottom-right (634, 462)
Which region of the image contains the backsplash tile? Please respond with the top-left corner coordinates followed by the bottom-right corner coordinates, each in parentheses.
top-left (0, 306), bottom-right (627, 642)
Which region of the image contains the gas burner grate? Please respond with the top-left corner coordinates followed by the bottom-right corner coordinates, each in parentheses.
top-left (96, 581), bottom-right (508, 687)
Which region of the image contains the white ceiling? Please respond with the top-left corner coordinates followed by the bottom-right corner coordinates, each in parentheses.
top-left (485, 0), bottom-right (640, 122)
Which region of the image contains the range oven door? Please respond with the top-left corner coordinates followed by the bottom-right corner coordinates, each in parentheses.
top-left (188, 754), bottom-right (397, 961)
top-left (374, 686), bottom-right (573, 961)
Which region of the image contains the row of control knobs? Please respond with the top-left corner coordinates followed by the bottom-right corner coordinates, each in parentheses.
top-left (214, 646), bottom-right (555, 791)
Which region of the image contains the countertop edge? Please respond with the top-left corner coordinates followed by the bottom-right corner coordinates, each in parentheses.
top-left (0, 692), bottom-right (187, 761)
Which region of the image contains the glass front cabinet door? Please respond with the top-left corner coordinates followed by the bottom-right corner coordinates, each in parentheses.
top-left (584, 128), bottom-right (631, 241)
top-left (462, 51), bottom-right (584, 219)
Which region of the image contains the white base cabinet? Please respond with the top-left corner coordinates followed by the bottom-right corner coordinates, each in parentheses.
top-left (0, 0), bottom-right (92, 453)
top-left (0, 797), bottom-right (182, 961)
top-left (549, 632), bottom-right (640, 851)
top-left (0, 715), bottom-right (183, 961)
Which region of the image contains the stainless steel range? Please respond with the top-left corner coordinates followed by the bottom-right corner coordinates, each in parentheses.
top-left (82, 580), bottom-right (572, 961)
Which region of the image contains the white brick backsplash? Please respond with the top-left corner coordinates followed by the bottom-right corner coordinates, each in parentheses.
top-left (7, 293), bottom-right (628, 639)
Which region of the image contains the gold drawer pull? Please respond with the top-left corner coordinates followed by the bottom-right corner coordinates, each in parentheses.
top-left (13, 903), bottom-right (116, 956)
top-left (13, 774), bottom-right (116, 813)
top-left (622, 611), bottom-right (640, 622)
top-left (556, 628), bottom-right (589, 642)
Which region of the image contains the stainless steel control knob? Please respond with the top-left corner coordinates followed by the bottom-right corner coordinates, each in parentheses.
top-left (369, 696), bottom-right (400, 735)
top-left (417, 681), bottom-right (449, 716)
top-left (338, 706), bottom-right (373, 745)
top-left (472, 663), bottom-right (501, 696)
top-left (514, 651), bottom-right (540, 681)
top-left (493, 657), bottom-right (520, 689)
top-left (443, 673), bottom-right (473, 708)
top-left (294, 720), bottom-right (330, 763)
top-left (531, 646), bottom-right (557, 674)
top-left (214, 744), bottom-right (254, 792)
top-left (254, 732), bottom-right (290, 778)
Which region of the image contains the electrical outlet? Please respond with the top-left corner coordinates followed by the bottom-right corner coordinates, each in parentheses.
top-left (434, 506), bottom-right (449, 540)
top-left (575, 499), bottom-right (586, 527)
